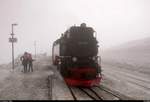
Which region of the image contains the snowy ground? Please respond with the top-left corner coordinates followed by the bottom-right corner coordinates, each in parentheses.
top-left (51, 65), bottom-right (74, 100)
top-left (0, 54), bottom-right (149, 100)
top-left (101, 63), bottom-right (150, 100)
top-left (101, 38), bottom-right (150, 100)
top-left (0, 55), bottom-right (52, 100)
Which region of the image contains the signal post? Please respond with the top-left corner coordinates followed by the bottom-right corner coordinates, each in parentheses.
top-left (9, 23), bottom-right (18, 71)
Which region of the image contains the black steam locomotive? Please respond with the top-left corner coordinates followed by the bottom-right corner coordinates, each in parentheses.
top-left (52, 23), bottom-right (102, 87)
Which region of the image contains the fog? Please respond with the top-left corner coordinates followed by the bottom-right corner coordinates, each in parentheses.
top-left (0, 0), bottom-right (150, 64)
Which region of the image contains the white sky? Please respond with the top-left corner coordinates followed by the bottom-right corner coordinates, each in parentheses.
top-left (0, 0), bottom-right (150, 64)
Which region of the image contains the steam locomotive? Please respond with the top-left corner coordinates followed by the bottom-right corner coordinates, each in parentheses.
top-left (52, 23), bottom-right (102, 87)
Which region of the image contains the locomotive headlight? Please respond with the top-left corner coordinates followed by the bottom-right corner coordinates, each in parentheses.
top-left (72, 57), bottom-right (77, 62)
top-left (92, 56), bottom-right (96, 61)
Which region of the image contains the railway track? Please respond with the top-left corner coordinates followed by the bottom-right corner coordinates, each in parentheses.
top-left (104, 68), bottom-right (150, 90)
top-left (78, 87), bottom-right (103, 100)
top-left (47, 68), bottom-right (134, 100)
top-left (67, 86), bottom-right (107, 100)
top-left (67, 85), bottom-right (133, 100)
top-left (96, 85), bottom-right (134, 100)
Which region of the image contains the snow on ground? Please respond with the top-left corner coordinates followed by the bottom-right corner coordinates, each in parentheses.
top-left (101, 37), bottom-right (150, 100)
top-left (51, 65), bottom-right (93, 100)
top-left (51, 65), bottom-right (74, 100)
top-left (0, 54), bottom-right (75, 100)
top-left (0, 55), bottom-right (52, 100)
top-left (1, 53), bottom-right (149, 100)
top-left (0, 65), bottom-right (10, 82)
top-left (101, 64), bottom-right (150, 100)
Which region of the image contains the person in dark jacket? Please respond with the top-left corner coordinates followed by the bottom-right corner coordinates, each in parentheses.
top-left (20, 52), bottom-right (28, 73)
top-left (27, 53), bottom-right (34, 72)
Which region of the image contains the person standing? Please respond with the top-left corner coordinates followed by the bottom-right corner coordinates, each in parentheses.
top-left (28, 53), bottom-right (34, 72)
top-left (20, 52), bottom-right (28, 73)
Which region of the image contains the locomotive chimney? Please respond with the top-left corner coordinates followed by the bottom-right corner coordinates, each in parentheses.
top-left (80, 23), bottom-right (86, 27)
